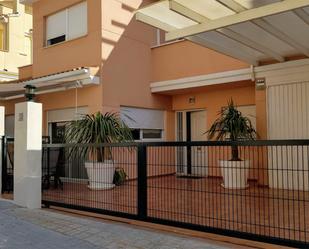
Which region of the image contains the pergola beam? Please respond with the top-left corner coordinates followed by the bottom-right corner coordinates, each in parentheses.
top-left (166, 0), bottom-right (309, 41)
top-left (169, 0), bottom-right (285, 62)
top-left (216, 0), bottom-right (245, 13)
top-left (169, 0), bottom-right (207, 23)
top-left (135, 12), bottom-right (174, 32)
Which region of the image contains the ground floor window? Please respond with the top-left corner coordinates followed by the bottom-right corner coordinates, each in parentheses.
top-left (130, 128), bottom-right (163, 141)
top-left (5, 115), bottom-right (14, 137)
top-left (120, 106), bottom-right (165, 141)
top-left (49, 121), bottom-right (68, 144)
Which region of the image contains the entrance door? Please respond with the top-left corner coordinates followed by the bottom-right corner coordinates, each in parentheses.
top-left (190, 110), bottom-right (208, 176)
top-left (176, 110), bottom-right (208, 176)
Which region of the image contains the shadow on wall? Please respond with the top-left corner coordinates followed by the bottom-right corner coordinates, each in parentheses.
top-left (100, 1), bottom-right (172, 110)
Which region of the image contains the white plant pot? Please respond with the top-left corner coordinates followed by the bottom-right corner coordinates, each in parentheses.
top-left (219, 160), bottom-right (250, 189)
top-left (85, 160), bottom-right (115, 190)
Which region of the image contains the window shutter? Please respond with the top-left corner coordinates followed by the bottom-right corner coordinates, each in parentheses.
top-left (46, 9), bottom-right (67, 41)
top-left (120, 107), bottom-right (164, 129)
top-left (47, 107), bottom-right (88, 123)
top-left (67, 1), bottom-right (87, 40)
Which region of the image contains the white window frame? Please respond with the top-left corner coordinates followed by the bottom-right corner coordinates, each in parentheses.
top-left (131, 128), bottom-right (164, 142)
top-left (45, 1), bottom-right (87, 46)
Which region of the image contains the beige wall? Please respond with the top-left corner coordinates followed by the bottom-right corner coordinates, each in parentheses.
top-left (0, 1), bottom-right (32, 75)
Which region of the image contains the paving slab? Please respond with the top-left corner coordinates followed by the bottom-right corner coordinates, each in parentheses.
top-left (0, 199), bottom-right (244, 249)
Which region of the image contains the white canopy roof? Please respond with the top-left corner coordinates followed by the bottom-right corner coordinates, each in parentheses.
top-left (0, 67), bottom-right (99, 100)
top-left (136, 0), bottom-right (309, 65)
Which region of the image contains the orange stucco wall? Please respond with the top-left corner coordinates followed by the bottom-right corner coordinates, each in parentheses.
top-left (2, 0), bottom-right (173, 136)
top-left (32, 0), bottom-right (102, 78)
top-left (172, 81), bottom-right (256, 129)
top-left (19, 65), bottom-right (33, 80)
top-left (100, 0), bottom-right (171, 112)
top-left (151, 40), bottom-right (249, 82)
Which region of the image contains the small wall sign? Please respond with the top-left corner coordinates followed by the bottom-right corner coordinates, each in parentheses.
top-left (189, 96), bottom-right (196, 104)
top-left (18, 113), bottom-right (24, 122)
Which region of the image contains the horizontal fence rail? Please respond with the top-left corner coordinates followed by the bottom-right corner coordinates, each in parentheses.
top-left (41, 140), bottom-right (309, 248)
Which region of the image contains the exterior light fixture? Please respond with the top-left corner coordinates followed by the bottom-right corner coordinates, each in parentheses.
top-left (255, 77), bottom-right (266, 90)
top-left (24, 84), bottom-right (36, 101)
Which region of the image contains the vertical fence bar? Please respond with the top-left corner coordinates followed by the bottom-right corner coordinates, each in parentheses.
top-left (0, 136), bottom-right (3, 194)
top-left (1, 136), bottom-right (7, 194)
top-left (137, 144), bottom-right (147, 220)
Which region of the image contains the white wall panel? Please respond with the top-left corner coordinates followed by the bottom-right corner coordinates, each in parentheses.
top-left (268, 81), bottom-right (309, 190)
top-left (268, 82), bottom-right (309, 139)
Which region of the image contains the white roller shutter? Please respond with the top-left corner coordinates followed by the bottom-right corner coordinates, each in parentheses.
top-left (268, 82), bottom-right (309, 139)
top-left (47, 107), bottom-right (88, 123)
top-left (67, 1), bottom-right (88, 40)
top-left (120, 107), bottom-right (164, 129)
top-left (46, 9), bottom-right (66, 41)
top-left (267, 82), bottom-right (309, 190)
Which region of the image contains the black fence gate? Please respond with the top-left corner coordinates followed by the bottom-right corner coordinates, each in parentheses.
top-left (1, 136), bottom-right (50, 194)
top-left (1, 137), bottom-right (14, 193)
top-left (41, 141), bottom-right (309, 248)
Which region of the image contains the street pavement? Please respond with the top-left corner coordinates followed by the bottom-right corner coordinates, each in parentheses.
top-left (0, 199), bottom-right (245, 249)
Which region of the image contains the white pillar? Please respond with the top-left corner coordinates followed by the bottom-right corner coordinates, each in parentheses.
top-left (14, 102), bottom-right (42, 209)
top-left (0, 106), bottom-right (4, 194)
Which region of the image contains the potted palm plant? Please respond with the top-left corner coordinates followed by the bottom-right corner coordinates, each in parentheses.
top-left (207, 99), bottom-right (256, 189)
top-left (65, 112), bottom-right (133, 190)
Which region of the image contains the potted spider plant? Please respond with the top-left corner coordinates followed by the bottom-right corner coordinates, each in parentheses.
top-left (207, 99), bottom-right (256, 189)
top-left (65, 112), bottom-right (133, 190)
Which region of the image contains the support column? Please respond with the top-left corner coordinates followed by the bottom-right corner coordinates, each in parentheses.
top-left (0, 106), bottom-right (4, 194)
top-left (14, 102), bottom-right (42, 209)
top-left (256, 89), bottom-right (269, 186)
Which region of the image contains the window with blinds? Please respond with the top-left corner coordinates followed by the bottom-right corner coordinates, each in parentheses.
top-left (120, 107), bottom-right (165, 141)
top-left (0, 22), bottom-right (8, 51)
top-left (45, 1), bottom-right (87, 46)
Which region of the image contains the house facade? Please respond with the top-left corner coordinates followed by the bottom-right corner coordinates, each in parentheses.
top-left (0, 0), bottom-right (308, 171)
top-left (0, 0), bottom-right (258, 142)
top-left (0, 0), bottom-right (32, 81)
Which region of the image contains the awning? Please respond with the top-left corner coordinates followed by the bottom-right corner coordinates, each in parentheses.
top-left (136, 0), bottom-right (309, 66)
top-left (0, 67), bottom-right (100, 100)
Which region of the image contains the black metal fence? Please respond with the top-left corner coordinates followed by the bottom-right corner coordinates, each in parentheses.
top-left (1, 136), bottom-right (50, 194)
top-left (42, 140), bottom-right (309, 248)
top-left (1, 137), bottom-right (14, 193)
